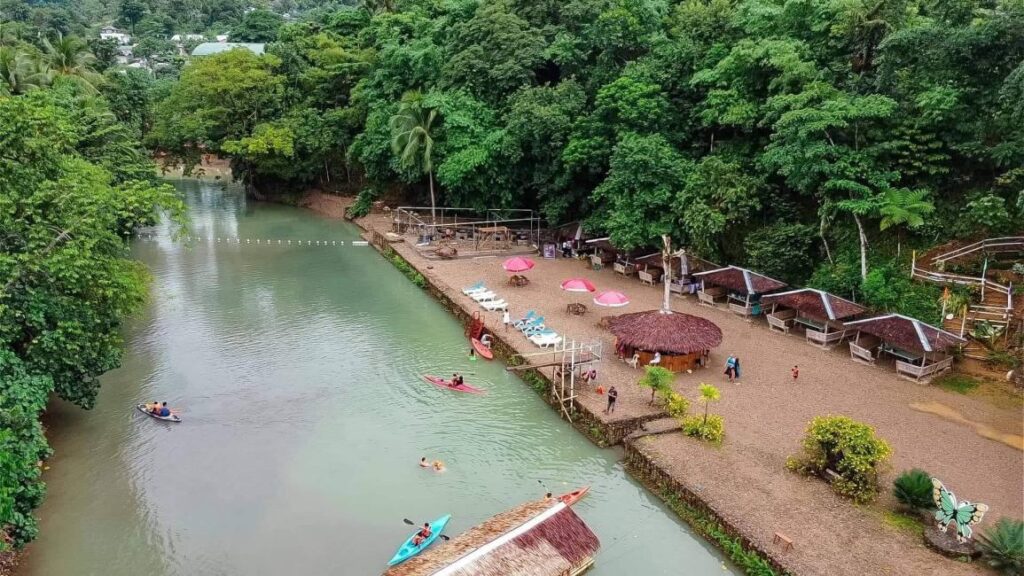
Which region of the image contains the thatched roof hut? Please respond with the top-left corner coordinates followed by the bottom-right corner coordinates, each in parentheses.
top-left (608, 310), bottom-right (723, 354)
top-left (383, 499), bottom-right (599, 576)
top-left (761, 288), bottom-right (866, 322)
top-left (691, 265), bottom-right (786, 296)
top-left (844, 314), bottom-right (965, 353)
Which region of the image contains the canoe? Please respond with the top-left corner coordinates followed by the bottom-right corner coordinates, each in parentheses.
top-left (422, 375), bottom-right (485, 395)
top-left (558, 486), bottom-right (590, 506)
top-left (136, 404), bottom-right (181, 423)
top-left (388, 514), bottom-right (451, 566)
top-left (471, 337), bottom-right (493, 360)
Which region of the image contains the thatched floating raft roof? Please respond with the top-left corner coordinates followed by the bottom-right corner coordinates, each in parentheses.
top-left (608, 310), bottom-right (723, 355)
top-left (383, 499), bottom-right (599, 576)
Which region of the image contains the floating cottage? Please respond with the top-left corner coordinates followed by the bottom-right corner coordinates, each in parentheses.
top-left (383, 498), bottom-right (600, 576)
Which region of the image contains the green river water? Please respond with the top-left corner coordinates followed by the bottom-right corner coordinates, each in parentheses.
top-left (21, 179), bottom-right (732, 576)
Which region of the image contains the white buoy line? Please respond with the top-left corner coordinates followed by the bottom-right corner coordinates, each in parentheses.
top-left (130, 234), bottom-right (369, 247)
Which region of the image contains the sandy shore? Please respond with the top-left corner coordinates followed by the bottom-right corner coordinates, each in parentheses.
top-left (299, 193), bottom-right (1023, 575)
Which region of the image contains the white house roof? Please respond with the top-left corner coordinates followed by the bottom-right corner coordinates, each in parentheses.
top-left (191, 42), bottom-right (265, 56)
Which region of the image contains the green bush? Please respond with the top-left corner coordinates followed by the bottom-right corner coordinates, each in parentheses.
top-left (662, 391), bottom-right (689, 418)
top-left (893, 469), bottom-right (935, 511)
top-left (681, 414), bottom-right (724, 442)
top-left (345, 188), bottom-right (377, 219)
top-left (976, 518), bottom-right (1024, 575)
top-left (0, 350), bottom-right (54, 548)
top-left (638, 365), bottom-right (674, 405)
top-left (787, 415), bottom-right (892, 503)
top-left (387, 252), bottom-right (426, 288)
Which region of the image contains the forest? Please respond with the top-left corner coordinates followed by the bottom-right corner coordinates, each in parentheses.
top-left (2, 0), bottom-right (1023, 558)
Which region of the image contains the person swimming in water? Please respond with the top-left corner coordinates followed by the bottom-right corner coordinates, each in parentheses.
top-left (432, 460), bottom-right (445, 472)
top-left (419, 457), bottom-right (430, 468)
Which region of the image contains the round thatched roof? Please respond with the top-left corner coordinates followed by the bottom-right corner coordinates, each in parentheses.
top-left (608, 310), bottom-right (723, 354)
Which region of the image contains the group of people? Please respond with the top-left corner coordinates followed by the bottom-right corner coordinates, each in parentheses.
top-left (724, 355), bottom-right (742, 382)
top-left (448, 373), bottom-right (465, 388)
top-left (144, 401), bottom-right (172, 417)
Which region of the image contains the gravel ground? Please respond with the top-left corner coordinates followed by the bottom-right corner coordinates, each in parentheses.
top-left (348, 207), bottom-right (1022, 576)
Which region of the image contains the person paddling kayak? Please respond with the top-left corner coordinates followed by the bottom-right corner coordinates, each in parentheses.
top-left (411, 523), bottom-right (432, 546)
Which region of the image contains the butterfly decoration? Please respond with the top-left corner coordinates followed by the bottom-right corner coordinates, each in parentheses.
top-left (931, 478), bottom-right (989, 542)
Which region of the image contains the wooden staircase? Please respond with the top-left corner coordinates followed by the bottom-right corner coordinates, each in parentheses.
top-left (913, 237), bottom-right (1022, 361)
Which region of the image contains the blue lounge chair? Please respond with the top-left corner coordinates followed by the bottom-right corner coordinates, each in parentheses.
top-left (519, 316), bottom-right (544, 332)
top-left (522, 322), bottom-right (549, 336)
top-left (512, 311), bottom-right (537, 329)
top-left (461, 281), bottom-right (486, 295)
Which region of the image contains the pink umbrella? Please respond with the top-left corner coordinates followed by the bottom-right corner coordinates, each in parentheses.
top-left (560, 278), bottom-right (596, 293)
top-left (593, 290), bottom-right (630, 308)
top-left (502, 256), bottom-right (535, 273)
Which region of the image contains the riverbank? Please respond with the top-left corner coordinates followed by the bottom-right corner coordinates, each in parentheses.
top-left (296, 192), bottom-right (1023, 576)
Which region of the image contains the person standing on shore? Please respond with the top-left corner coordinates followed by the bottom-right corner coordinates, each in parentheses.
top-left (791, 365), bottom-right (799, 382)
top-left (724, 355), bottom-right (735, 382)
top-left (502, 309), bottom-right (510, 331)
top-left (605, 386), bottom-right (618, 414)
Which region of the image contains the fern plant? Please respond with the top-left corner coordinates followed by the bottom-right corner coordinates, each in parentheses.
top-left (976, 518), bottom-right (1024, 575)
top-left (892, 469), bottom-right (935, 511)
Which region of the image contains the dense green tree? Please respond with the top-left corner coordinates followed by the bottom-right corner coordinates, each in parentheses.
top-left (119, 0), bottom-right (146, 35)
top-left (232, 8), bottom-right (283, 42)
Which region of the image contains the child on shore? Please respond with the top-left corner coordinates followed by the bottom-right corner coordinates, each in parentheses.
top-left (791, 365), bottom-right (799, 382)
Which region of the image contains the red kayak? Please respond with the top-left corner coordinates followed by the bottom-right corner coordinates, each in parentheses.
top-left (471, 337), bottom-right (493, 360)
top-left (558, 486), bottom-right (590, 506)
top-left (423, 375), bottom-right (485, 394)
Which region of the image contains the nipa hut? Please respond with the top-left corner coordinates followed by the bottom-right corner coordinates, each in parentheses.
top-left (843, 314), bottom-right (966, 382)
top-left (632, 251), bottom-right (718, 293)
top-left (607, 310), bottom-right (723, 372)
top-left (383, 499), bottom-right (599, 576)
top-left (691, 265), bottom-right (787, 316)
top-left (760, 288), bottom-right (867, 348)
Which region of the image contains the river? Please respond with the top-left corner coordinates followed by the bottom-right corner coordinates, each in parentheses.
top-left (21, 179), bottom-right (731, 576)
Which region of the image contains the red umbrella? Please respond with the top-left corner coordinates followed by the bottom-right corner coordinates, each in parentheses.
top-left (502, 256), bottom-right (535, 273)
top-left (593, 290), bottom-right (630, 308)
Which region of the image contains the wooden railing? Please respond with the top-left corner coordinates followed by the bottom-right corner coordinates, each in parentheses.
top-left (806, 328), bottom-right (850, 348)
top-left (896, 357), bottom-right (953, 382)
top-left (929, 236), bottom-right (1024, 267)
top-left (767, 310), bottom-right (795, 333)
top-left (850, 341), bottom-right (877, 365)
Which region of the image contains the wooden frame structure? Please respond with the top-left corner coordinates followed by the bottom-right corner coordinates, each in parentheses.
top-left (844, 314), bottom-right (966, 383)
top-left (761, 288), bottom-right (867, 349)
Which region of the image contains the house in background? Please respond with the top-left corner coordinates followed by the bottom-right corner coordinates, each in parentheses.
top-left (99, 26), bottom-right (131, 45)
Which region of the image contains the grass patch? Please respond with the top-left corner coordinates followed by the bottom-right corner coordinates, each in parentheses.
top-left (934, 373), bottom-right (980, 394)
top-left (882, 511), bottom-right (925, 537)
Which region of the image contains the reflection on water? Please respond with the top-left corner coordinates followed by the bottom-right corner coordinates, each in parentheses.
top-left (22, 180), bottom-right (732, 576)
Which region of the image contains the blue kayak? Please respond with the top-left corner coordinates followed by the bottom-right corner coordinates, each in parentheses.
top-left (387, 514), bottom-right (451, 567)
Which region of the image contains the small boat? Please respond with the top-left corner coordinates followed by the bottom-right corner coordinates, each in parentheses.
top-left (558, 486), bottom-right (590, 506)
top-left (388, 514), bottom-right (452, 566)
top-left (470, 337), bottom-right (493, 360)
top-left (422, 375), bottom-right (485, 394)
top-left (136, 404), bottom-right (181, 423)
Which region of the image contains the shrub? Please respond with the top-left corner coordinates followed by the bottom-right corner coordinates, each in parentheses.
top-left (976, 518), bottom-right (1024, 575)
top-left (638, 365), bottom-right (674, 405)
top-left (893, 469), bottom-right (935, 511)
top-left (787, 415), bottom-right (892, 503)
top-left (662, 390), bottom-right (689, 418)
top-left (345, 188), bottom-right (377, 218)
top-left (682, 414), bottom-right (724, 442)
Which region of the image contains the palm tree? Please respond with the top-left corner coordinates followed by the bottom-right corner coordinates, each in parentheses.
top-left (39, 33), bottom-right (102, 92)
top-left (698, 383), bottom-right (720, 425)
top-left (0, 47), bottom-right (46, 94)
top-left (878, 188), bottom-right (934, 257)
top-left (390, 92), bottom-right (439, 223)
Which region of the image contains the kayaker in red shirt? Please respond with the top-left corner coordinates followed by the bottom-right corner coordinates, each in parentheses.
top-left (412, 523), bottom-right (432, 546)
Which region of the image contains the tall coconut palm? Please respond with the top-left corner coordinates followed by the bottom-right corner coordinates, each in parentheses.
top-left (0, 47), bottom-right (44, 94)
top-left (390, 92), bottom-right (439, 223)
top-left (39, 33), bottom-right (102, 92)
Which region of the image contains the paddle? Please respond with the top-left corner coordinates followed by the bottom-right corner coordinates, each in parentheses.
top-left (402, 519), bottom-right (450, 541)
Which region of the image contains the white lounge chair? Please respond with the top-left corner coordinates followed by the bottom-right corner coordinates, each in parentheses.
top-left (470, 291), bottom-right (499, 302)
top-left (530, 332), bottom-right (562, 348)
top-left (480, 299), bottom-right (508, 311)
top-left (462, 281), bottom-right (486, 295)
